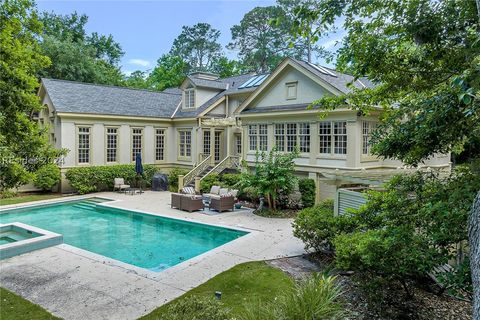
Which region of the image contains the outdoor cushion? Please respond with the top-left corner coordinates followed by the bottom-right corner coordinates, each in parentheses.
top-left (209, 194), bottom-right (221, 200)
top-left (230, 189), bottom-right (239, 197)
top-left (221, 192), bottom-right (233, 198)
top-left (219, 188), bottom-right (229, 196)
top-left (182, 186), bottom-right (195, 194)
top-left (210, 185), bottom-right (221, 194)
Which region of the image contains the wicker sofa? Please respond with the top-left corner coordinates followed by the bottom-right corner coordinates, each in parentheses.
top-left (209, 195), bottom-right (235, 212)
top-left (171, 193), bottom-right (204, 212)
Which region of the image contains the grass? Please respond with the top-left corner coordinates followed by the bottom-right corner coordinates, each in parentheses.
top-left (0, 287), bottom-right (60, 320)
top-left (0, 194), bottom-right (62, 206)
top-left (140, 261), bottom-right (294, 319)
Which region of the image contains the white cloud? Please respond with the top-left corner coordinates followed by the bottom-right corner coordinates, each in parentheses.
top-left (128, 59), bottom-right (151, 67)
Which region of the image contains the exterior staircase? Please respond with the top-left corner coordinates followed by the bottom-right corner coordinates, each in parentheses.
top-left (178, 155), bottom-right (241, 192)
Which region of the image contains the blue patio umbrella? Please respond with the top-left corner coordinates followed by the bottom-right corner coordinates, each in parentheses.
top-left (135, 153), bottom-right (144, 193)
top-left (135, 153), bottom-right (143, 175)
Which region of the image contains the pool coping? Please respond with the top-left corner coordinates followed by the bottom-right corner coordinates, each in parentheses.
top-left (0, 195), bottom-right (257, 277)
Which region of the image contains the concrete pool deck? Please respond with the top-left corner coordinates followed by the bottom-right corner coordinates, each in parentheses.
top-left (0, 191), bottom-right (305, 320)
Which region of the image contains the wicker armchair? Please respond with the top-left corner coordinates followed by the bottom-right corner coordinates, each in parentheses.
top-left (210, 195), bottom-right (235, 212)
top-left (171, 193), bottom-right (204, 212)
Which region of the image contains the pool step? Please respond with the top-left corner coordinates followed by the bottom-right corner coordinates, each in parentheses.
top-left (72, 203), bottom-right (97, 211)
top-left (85, 198), bottom-right (106, 203)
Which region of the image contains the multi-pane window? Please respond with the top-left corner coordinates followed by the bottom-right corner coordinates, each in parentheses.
top-left (184, 89), bottom-right (195, 109)
top-left (106, 128), bottom-right (117, 162)
top-left (298, 123), bottom-right (310, 152)
top-left (203, 130), bottom-right (211, 155)
top-left (286, 123), bottom-right (297, 152)
top-left (131, 128), bottom-right (143, 161)
top-left (155, 129), bottom-right (165, 161)
top-left (179, 130), bottom-right (191, 157)
top-left (235, 134), bottom-right (242, 155)
top-left (333, 122), bottom-right (347, 154)
top-left (214, 131), bottom-right (221, 161)
top-left (78, 127), bottom-right (90, 164)
top-left (274, 123), bottom-right (310, 153)
top-left (319, 122), bottom-right (332, 154)
top-left (248, 124), bottom-right (267, 151)
top-left (274, 124), bottom-right (285, 151)
top-left (248, 125), bottom-right (257, 151)
top-left (318, 122), bottom-right (347, 155)
top-left (258, 124), bottom-right (268, 151)
top-left (362, 122), bottom-right (376, 155)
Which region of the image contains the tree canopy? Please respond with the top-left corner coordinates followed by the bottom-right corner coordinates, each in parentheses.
top-left (0, 0), bottom-right (65, 190)
top-left (38, 11), bottom-right (124, 85)
top-left (170, 22), bottom-right (224, 73)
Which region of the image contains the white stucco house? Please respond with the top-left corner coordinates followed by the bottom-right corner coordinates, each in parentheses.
top-left (37, 57), bottom-right (451, 201)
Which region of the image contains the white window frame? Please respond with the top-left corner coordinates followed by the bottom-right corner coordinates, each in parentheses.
top-left (248, 124), bottom-right (268, 151)
top-left (105, 127), bottom-right (118, 163)
top-left (362, 121), bottom-right (377, 156)
top-left (77, 126), bottom-right (91, 164)
top-left (155, 128), bottom-right (166, 162)
top-left (273, 123), bottom-right (310, 153)
top-left (203, 130), bottom-right (211, 155)
top-left (318, 121), bottom-right (347, 156)
top-left (131, 128), bottom-right (143, 162)
top-left (184, 88), bottom-right (195, 109)
top-left (178, 129), bottom-right (192, 159)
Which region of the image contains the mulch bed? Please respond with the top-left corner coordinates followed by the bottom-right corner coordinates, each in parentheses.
top-left (269, 253), bottom-right (473, 320)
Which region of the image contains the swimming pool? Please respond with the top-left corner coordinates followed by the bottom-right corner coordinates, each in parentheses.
top-left (0, 198), bottom-right (248, 271)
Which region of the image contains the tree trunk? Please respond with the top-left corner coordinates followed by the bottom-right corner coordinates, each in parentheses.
top-left (469, 191), bottom-right (480, 320)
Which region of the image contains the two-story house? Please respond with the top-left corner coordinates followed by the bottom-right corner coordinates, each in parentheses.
top-left (37, 57), bottom-right (451, 201)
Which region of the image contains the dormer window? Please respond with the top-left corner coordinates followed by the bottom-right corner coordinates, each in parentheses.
top-left (184, 88), bottom-right (195, 109)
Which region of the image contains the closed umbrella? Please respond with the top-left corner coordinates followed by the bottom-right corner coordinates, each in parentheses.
top-left (135, 153), bottom-right (143, 193)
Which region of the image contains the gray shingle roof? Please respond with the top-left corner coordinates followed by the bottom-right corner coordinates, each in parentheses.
top-left (241, 103), bottom-right (315, 114)
top-left (42, 79), bottom-right (181, 118)
top-left (187, 76), bottom-right (227, 90)
top-left (293, 59), bottom-right (375, 94)
top-left (172, 74), bottom-right (259, 118)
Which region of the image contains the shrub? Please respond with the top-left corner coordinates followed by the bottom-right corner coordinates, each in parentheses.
top-left (219, 173), bottom-right (241, 188)
top-left (331, 168), bottom-right (480, 297)
top-left (292, 199), bottom-right (356, 252)
top-left (200, 173), bottom-right (223, 193)
top-left (241, 273), bottom-right (343, 320)
top-left (0, 190), bottom-right (17, 199)
top-left (298, 178), bottom-right (316, 208)
top-left (161, 296), bottom-right (230, 320)
top-left (33, 163), bottom-right (61, 191)
top-left (66, 164), bottom-right (157, 194)
top-left (168, 167), bottom-right (189, 192)
top-left (239, 148), bottom-right (299, 210)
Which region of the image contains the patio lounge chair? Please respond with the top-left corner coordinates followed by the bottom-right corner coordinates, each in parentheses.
top-left (171, 193), bottom-right (204, 212)
top-left (203, 185), bottom-right (221, 198)
top-left (114, 178), bottom-right (130, 192)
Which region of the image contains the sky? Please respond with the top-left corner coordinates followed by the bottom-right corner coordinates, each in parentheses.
top-left (36, 0), bottom-right (344, 75)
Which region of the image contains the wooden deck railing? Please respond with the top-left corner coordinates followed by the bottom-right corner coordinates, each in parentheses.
top-left (178, 155), bottom-right (212, 191)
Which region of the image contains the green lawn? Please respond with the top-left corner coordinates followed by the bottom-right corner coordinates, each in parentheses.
top-left (140, 261), bottom-right (294, 319)
top-left (0, 288), bottom-right (60, 320)
top-left (0, 194), bottom-right (62, 206)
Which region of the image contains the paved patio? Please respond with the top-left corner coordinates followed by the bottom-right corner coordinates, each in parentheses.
top-left (0, 191), bottom-right (305, 320)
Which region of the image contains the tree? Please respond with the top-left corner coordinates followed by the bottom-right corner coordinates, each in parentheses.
top-left (170, 23), bottom-right (223, 72)
top-left (470, 192), bottom-right (480, 317)
top-left (228, 6), bottom-right (292, 73)
top-left (0, 0), bottom-right (64, 191)
top-left (290, 0), bottom-right (479, 312)
top-left (240, 148), bottom-right (299, 210)
top-left (123, 70), bottom-right (149, 89)
top-left (147, 54), bottom-right (188, 91)
top-left (38, 11), bottom-right (124, 85)
top-left (276, 0), bottom-right (328, 63)
top-left (210, 57), bottom-right (245, 78)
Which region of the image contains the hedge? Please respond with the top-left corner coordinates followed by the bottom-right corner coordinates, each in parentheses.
top-left (65, 164), bottom-right (157, 194)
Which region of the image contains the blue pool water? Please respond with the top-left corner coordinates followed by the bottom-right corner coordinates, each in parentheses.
top-left (0, 198), bottom-right (247, 271)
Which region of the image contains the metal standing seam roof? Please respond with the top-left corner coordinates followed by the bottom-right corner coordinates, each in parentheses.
top-left (41, 78), bottom-right (181, 118)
